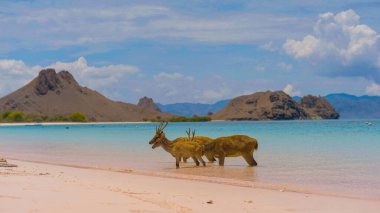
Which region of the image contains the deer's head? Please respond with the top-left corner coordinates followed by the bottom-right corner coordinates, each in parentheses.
top-left (149, 121), bottom-right (168, 149)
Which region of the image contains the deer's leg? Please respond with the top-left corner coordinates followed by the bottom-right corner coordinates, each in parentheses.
top-left (218, 152), bottom-right (225, 166)
top-left (198, 156), bottom-right (206, 167)
top-left (192, 156), bottom-right (200, 166)
top-left (182, 157), bottom-right (188, 163)
top-left (242, 153), bottom-right (257, 166)
top-left (176, 156), bottom-right (181, 169)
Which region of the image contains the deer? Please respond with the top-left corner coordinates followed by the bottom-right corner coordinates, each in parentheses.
top-left (173, 128), bottom-right (216, 163)
top-left (149, 122), bottom-right (206, 169)
top-left (203, 135), bottom-right (258, 166)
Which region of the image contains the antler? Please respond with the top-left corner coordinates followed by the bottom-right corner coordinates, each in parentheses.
top-left (186, 128), bottom-right (191, 140)
top-left (156, 121), bottom-right (168, 132)
top-left (162, 121), bottom-right (168, 130)
top-left (185, 128), bottom-right (196, 141)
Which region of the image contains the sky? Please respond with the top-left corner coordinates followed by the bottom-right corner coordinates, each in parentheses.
top-left (1, 0), bottom-right (380, 104)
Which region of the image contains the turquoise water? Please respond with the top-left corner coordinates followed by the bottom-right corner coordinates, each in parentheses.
top-left (1, 120), bottom-right (380, 199)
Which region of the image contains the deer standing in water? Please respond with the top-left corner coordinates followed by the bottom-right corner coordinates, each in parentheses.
top-left (149, 122), bottom-right (206, 169)
top-left (174, 128), bottom-right (216, 162)
top-left (203, 135), bottom-right (258, 166)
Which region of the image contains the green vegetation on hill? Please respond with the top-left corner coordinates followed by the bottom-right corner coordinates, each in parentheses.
top-left (0, 111), bottom-right (88, 123)
top-left (2, 112), bottom-right (25, 122)
top-left (53, 115), bottom-right (69, 122)
top-left (169, 116), bottom-right (211, 122)
top-left (69, 112), bottom-right (87, 122)
top-left (144, 115), bottom-right (211, 122)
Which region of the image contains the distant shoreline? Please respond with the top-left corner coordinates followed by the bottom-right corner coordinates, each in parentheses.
top-left (1, 119), bottom-right (376, 127)
top-left (0, 120), bottom-right (234, 126)
top-left (0, 121), bottom-right (153, 126)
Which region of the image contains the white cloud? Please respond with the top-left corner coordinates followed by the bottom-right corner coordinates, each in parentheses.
top-left (155, 72), bottom-right (194, 81)
top-left (283, 9), bottom-right (380, 81)
top-left (0, 59), bottom-right (42, 95)
top-left (0, 59), bottom-right (234, 104)
top-left (365, 83), bottom-right (380, 96)
top-left (260, 41), bottom-right (277, 52)
top-left (283, 84), bottom-right (301, 96)
top-left (255, 66), bottom-right (265, 72)
top-left (48, 57), bottom-right (138, 87)
top-left (153, 72), bottom-right (194, 98)
top-left (197, 86), bottom-right (231, 103)
top-left (0, 57), bottom-right (138, 97)
top-left (277, 62), bottom-right (293, 71)
top-left (0, 4), bottom-right (312, 51)
top-left (138, 72), bottom-right (233, 103)
top-left (0, 59), bottom-right (41, 76)
top-left (283, 35), bottom-right (319, 59)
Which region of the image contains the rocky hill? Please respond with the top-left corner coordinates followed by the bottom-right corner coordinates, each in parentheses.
top-left (0, 69), bottom-right (172, 122)
top-left (212, 91), bottom-right (309, 120)
top-left (300, 95), bottom-right (339, 119)
top-left (156, 93), bottom-right (380, 119)
top-left (137, 96), bottom-right (162, 114)
top-left (212, 91), bottom-right (339, 120)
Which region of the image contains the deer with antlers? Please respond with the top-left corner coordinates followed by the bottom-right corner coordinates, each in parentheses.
top-left (149, 122), bottom-right (206, 169)
top-left (173, 128), bottom-right (216, 162)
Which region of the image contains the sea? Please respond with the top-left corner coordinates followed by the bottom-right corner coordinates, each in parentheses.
top-left (1, 120), bottom-right (379, 199)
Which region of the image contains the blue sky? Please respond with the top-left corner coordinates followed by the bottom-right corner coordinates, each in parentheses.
top-left (1, 0), bottom-right (380, 104)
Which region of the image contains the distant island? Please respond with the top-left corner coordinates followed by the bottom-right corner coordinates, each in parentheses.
top-left (0, 69), bottom-right (345, 122)
top-left (0, 69), bottom-right (173, 122)
top-left (159, 94), bottom-right (380, 119)
top-left (211, 91), bottom-right (338, 120)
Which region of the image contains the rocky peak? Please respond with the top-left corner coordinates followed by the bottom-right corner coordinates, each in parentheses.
top-left (137, 96), bottom-right (161, 112)
top-left (58, 70), bottom-right (77, 85)
top-left (35, 69), bottom-right (60, 95)
top-left (212, 91), bottom-right (308, 120)
top-left (263, 91), bottom-right (308, 120)
top-left (34, 69), bottom-right (79, 96)
top-left (301, 95), bottom-right (339, 119)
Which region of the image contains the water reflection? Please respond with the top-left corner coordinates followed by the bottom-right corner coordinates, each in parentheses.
top-left (172, 163), bottom-right (258, 181)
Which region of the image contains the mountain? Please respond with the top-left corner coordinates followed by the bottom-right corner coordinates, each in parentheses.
top-left (159, 93), bottom-right (380, 119)
top-left (300, 95), bottom-right (339, 119)
top-left (157, 99), bottom-right (230, 117)
top-left (211, 91), bottom-right (340, 121)
top-left (0, 69), bottom-right (172, 122)
top-left (6, 70), bottom-right (374, 121)
top-left (324, 93), bottom-right (380, 118)
top-left (212, 91), bottom-right (310, 120)
top-left (137, 96), bottom-right (162, 114)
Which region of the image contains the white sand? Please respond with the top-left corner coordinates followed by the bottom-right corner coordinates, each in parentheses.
top-left (0, 121), bottom-right (151, 127)
top-left (1, 160), bottom-right (379, 213)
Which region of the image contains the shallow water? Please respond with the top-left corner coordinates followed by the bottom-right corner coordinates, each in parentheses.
top-left (1, 120), bottom-right (379, 199)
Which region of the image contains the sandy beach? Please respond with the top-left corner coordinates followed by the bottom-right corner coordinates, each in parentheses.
top-left (1, 160), bottom-right (379, 213)
top-left (0, 122), bottom-right (152, 127)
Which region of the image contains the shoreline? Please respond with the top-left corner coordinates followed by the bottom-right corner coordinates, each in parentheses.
top-left (0, 119), bottom-right (377, 127)
top-left (6, 158), bottom-right (378, 202)
top-left (0, 121), bottom-right (153, 126)
top-left (1, 159), bottom-right (379, 213)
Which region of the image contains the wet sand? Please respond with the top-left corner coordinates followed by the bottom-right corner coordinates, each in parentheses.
top-left (1, 159), bottom-right (379, 213)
